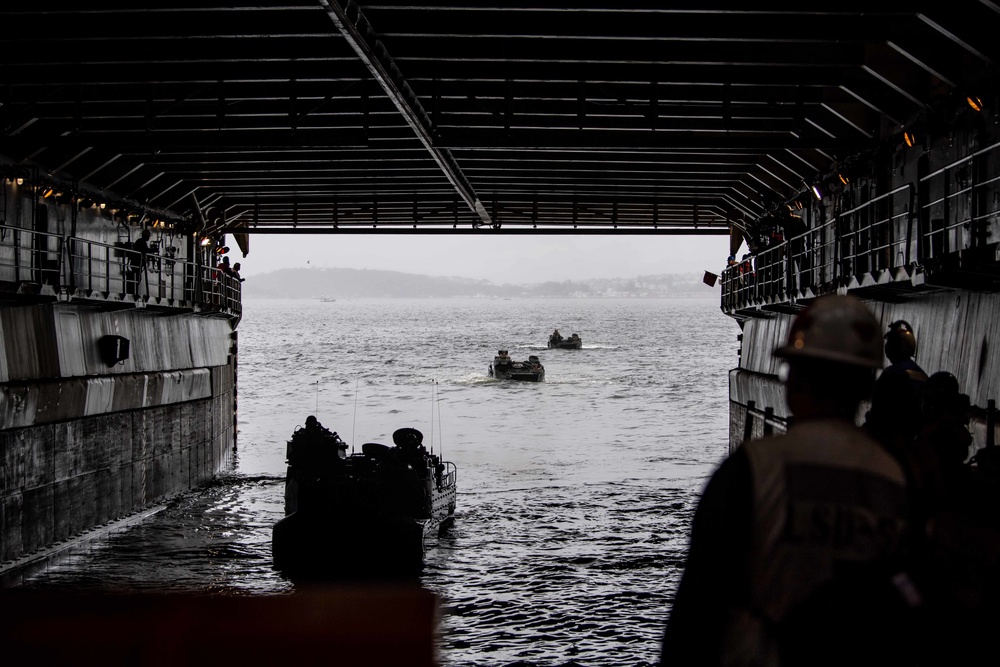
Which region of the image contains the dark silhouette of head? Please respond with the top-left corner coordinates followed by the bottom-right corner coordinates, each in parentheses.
top-left (922, 371), bottom-right (970, 422)
top-left (884, 320), bottom-right (917, 364)
top-left (393, 427), bottom-right (423, 448)
top-left (774, 295), bottom-right (883, 420)
top-left (305, 415), bottom-right (318, 428)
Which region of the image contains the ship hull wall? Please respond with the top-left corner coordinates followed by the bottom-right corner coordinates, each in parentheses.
top-left (730, 292), bottom-right (1000, 455)
top-left (0, 303), bottom-right (235, 564)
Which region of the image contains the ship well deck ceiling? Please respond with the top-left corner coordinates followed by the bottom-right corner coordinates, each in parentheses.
top-left (1, 2), bottom-right (996, 234)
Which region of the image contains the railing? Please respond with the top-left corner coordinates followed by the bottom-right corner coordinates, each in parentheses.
top-left (839, 184), bottom-right (915, 277)
top-left (720, 265), bottom-right (744, 311)
top-left (787, 217), bottom-right (838, 295)
top-left (720, 176), bottom-right (974, 312)
top-left (919, 140), bottom-right (1000, 264)
top-left (440, 461), bottom-right (458, 489)
top-left (0, 224), bottom-right (241, 317)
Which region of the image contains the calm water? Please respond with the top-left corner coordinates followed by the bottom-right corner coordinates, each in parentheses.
top-left (19, 296), bottom-right (740, 667)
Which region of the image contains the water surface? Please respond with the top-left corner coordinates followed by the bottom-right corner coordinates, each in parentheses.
top-left (20, 296), bottom-right (740, 667)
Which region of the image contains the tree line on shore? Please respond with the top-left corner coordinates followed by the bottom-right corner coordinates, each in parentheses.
top-left (242, 267), bottom-right (713, 299)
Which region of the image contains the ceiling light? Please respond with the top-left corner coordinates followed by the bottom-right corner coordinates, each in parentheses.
top-left (904, 132), bottom-right (916, 148)
top-left (199, 236), bottom-right (213, 246)
top-left (838, 173), bottom-right (849, 185)
top-left (811, 184), bottom-right (823, 200)
top-left (968, 95), bottom-right (983, 112)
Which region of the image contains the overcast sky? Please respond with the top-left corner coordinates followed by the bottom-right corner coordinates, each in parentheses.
top-left (234, 233), bottom-right (736, 284)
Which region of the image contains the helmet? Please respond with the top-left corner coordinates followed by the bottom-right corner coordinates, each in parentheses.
top-left (884, 320), bottom-right (917, 362)
top-left (922, 371), bottom-right (969, 418)
top-left (393, 427), bottom-right (423, 448)
top-left (774, 295), bottom-right (883, 369)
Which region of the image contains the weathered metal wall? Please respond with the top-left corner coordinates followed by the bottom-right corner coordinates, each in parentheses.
top-left (736, 294), bottom-right (999, 412)
top-left (0, 381), bottom-right (234, 562)
top-left (730, 293), bottom-right (1000, 453)
top-left (735, 315), bottom-right (790, 378)
top-left (0, 302), bottom-right (236, 566)
top-left (0, 304), bottom-right (231, 383)
top-left (866, 293), bottom-right (1000, 412)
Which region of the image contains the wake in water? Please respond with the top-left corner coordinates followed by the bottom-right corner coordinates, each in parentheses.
top-left (17, 297), bottom-right (738, 667)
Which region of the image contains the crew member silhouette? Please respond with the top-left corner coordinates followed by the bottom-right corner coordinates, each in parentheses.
top-left (661, 295), bottom-right (926, 666)
top-left (881, 320), bottom-right (929, 392)
top-left (126, 229), bottom-right (152, 295)
top-left (864, 320), bottom-right (931, 473)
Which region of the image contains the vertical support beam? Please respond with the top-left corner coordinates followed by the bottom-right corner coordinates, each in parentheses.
top-left (289, 76), bottom-right (298, 135)
top-left (218, 80), bottom-right (226, 130)
top-left (649, 79), bottom-right (658, 131)
top-left (723, 82), bottom-right (731, 132)
top-left (504, 78), bottom-right (513, 135)
top-left (743, 400), bottom-right (756, 442)
top-left (362, 80), bottom-right (370, 142)
top-left (432, 77), bottom-right (440, 132)
top-left (988, 399), bottom-right (996, 448)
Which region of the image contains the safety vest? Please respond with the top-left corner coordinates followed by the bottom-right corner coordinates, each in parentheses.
top-left (741, 419), bottom-right (910, 624)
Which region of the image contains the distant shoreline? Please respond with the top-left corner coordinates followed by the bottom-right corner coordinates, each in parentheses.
top-left (241, 266), bottom-right (714, 300)
top-left (243, 293), bottom-right (718, 300)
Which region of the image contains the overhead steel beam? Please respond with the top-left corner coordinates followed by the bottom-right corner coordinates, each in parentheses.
top-left (218, 226), bottom-right (729, 236)
top-left (318, 0), bottom-right (493, 228)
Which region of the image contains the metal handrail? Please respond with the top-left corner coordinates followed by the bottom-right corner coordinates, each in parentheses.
top-left (721, 183), bottom-right (920, 310)
top-left (838, 184), bottom-right (914, 276)
top-left (919, 140), bottom-right (1000, 264)
top-left (0, 224), bottom-right (241, 316)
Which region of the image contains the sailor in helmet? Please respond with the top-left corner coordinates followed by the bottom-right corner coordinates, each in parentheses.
top-left (662, 295), bottom-right (922, 666)
top-left (880, 320), bottom-right (929, 391)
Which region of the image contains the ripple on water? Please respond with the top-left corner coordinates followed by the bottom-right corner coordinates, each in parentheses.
top-left (18, 297), bottom-right (738, 667)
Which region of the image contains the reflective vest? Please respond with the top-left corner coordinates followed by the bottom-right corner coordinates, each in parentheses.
top-left (741, 419), bottom-right (910, 624)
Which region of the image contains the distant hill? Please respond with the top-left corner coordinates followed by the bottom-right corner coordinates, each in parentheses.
top-left (242, 267), bottom-right (714, 299)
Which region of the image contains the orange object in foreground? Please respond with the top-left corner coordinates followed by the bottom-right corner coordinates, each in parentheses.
top-left (0, 584), bottom-right (439, 667)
